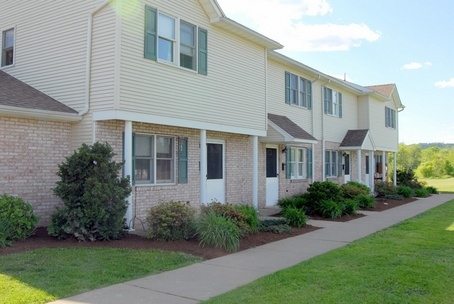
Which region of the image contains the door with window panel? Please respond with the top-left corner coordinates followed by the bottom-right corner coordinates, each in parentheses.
top-left (206, 141), bottom-right (225, 203)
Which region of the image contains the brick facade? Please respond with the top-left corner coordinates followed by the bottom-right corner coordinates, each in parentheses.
top-left (0, 116), bottom-right (72, 225)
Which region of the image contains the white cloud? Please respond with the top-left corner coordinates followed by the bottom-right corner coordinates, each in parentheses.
top-left (435, 78), bottom-right (454, 88)
top-left (402, 61), bottom-right (432, 70)
top-left (217, 0), bottom-right (380, 52)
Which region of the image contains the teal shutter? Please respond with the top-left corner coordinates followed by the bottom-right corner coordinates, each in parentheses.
top-left (144, 6), bottom-right (157, 60)
top-left (338, 93), bottom-right (343, 118)
top-left (307, 148), bottom-right (312, 179)
top-left (323, 87), bottom-right (328, 114)
top-left (338, 151), bottom-right (343, 177)
top-left (131, 133), bottom-right (136, 185)
top-left (285, 72), bottom-right (290, 104)
top-left (285, 146), bottom-right (292, 179)
top-left (178, 137), bottom-right (188, 183)
top-left (307, 80), bottom-right (312, 110)
top-left (198, 28), bottom-right (208, 75)
top-left (325, 150), bottom-right (329, 178)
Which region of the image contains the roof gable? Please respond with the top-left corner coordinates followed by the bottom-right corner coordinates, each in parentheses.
top-left (340, 129), bottom-right (375, 150)
top-left (266, 113), bottom-right (317, 144)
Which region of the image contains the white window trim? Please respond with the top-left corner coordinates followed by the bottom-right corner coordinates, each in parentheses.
top-left (134, 133), bottom-right (177, 186)
top-left (290, 147), bottom-right (307, 179)
top-left (1, 26), bottom-right (16, 69)
top-left (325, 88), bottom-right (342, 117)
top-left (385, 106), bottom-right (396, 129)
top-left (288, 72), bottom-right (311, 109)
top-left (325, 150), bottom-right (338, 178)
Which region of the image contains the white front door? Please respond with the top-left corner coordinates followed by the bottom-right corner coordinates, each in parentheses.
top-left (266, 147), bottom-right (279, 206)
top-left (344, 152), bottom-right (351, 183)
top-left (206, 141), bottom-right (225, 203)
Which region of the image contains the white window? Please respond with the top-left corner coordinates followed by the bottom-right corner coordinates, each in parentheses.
top-left (324, 87), bottom-right (342, 118)
top-left (158, 13), bottom-right (176, 62)
top-left (285, 72), bottom-right (312, 109)
top-left (1, 28), bottom-right (14, 67)
top-left (134, 134), bottom-right (174, 184)
top-left (180, 21), bottom-right (196, 70)
top-left (325, 150), bottom-right (339, 177)
top-left (290, 147), bottom-right (307, 179)
top-left (385, 106), bottom-right (396, 129)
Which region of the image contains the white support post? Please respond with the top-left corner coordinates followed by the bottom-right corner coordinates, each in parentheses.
top-left (251, 136), bottom-right (258, 208)
top-left (357, 149), bottom-right (362, 183)
top-left (369, 150), bottom-right (374, 193)
top-left (200, 129), bottom-right (207, 205)
top-left (393, 152), bottom-right (397, 186)
top-left (124, 120), bottom-right (133, 229)
top-left (382, 151), bottom-right (386, 182)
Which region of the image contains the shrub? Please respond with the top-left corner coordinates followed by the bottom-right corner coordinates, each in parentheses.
top-left (277, 195), bottom-right (305, 210)
top-left (318, 200), bottom-right (342, 219)
top-left (384, 194), bottom-right (404, 200)
top-left (342, 199), bottom-right (359, 215)
top-left (426, 186), bottom-right (439, 194)
top-left (302, 181), bottom-right (343, 215)
top-left (281, 207), bottom-right (308, 228)
top-left (396, 169), bottom-right (422, 188)
top-left (146, 201), bottom-right (196, 241)
top-left (196, 211), bottom-right (240, 253)
top-left (0, 219), bottom-right (12, 247)
top-left (355, 194), bottom-right (375, 209)
top-left (48, 142), bottom-right (131, 241)
top-left (397, 185), bottom-right (414, 198)
top-left (415, 188), bottom-right (430, 198)
top-left (235, 205), bottom-right (260, 233)
top-left (341, 182), bottom-right (370, 199)
top-left (0, 194), bottom-right (39, 242)
top-left (374, 181), bottom-right (398, 198)
top-left (200, 202), bottom-right (250, 235)
top-left (259, 219), bottom-right (292, 234)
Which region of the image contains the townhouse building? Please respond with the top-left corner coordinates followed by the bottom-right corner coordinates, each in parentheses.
top-left (0, 0), bottom-right (404, 227)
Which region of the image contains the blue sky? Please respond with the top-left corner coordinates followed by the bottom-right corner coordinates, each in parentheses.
top-left (216, 0), bottom-right (454, 144)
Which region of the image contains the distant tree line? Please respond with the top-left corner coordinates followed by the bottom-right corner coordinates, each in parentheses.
top-left (394, 143), bottom-right (454, 178)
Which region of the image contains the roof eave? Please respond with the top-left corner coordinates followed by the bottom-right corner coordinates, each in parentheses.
top-left (0, 105), bottom-right (82, 122)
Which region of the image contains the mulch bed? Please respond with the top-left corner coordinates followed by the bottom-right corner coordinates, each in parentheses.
top-left (0, 197), bottom-right (419, 260)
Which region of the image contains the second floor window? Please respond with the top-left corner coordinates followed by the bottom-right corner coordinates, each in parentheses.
top-left (144, 6), bottom-right (208, 75)
top-left (1, 28), bottom-right (14, 67)
top-left (324, 87), bottom-right (343, 118)
top-left (385, 106), bottom-right (396, 129)
top-left (285, 72), bottom-right (312, 109)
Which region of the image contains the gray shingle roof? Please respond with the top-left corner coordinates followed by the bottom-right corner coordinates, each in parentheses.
top-left (340, 129), bottom-right (369, 147)
top-left (268, 113), bottom-right (316, 141)
top-left (0, 70), bottom-right (77, 114)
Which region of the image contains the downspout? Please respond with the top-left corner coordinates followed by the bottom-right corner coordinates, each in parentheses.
top-left (79, 1), bottom-right (110, 117)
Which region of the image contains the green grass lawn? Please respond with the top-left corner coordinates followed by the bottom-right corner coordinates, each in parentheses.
top-left (204, 199), bottom-right (454, 304)
top-left (0, 248), bottom-right (201, 304)
top-left (420, 177), bottom-right (454, 192)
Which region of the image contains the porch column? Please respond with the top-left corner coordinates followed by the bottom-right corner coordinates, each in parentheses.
top-left (382, 151), bottom-right (386, 182)
top-left (200, 129), bottom-right (207, 205)
top-left (251, 136), bottom-right (258, 208)
top-left (124, 120), bottom-right (133, 229)
top-left (357, 149), bottom-right (362, 183)
top-left (369, 150), bottom-right (374, 193)
top-left (393, 152), bottom-right (397, 186)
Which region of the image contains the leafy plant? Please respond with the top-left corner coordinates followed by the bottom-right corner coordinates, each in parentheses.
top-left (355, 194), bottom-right (375, 209)
top-left (374, 181), bottom-right (398, 198)
top-left (196, 211), bottom-right (240, 253)
top-left (0, 194), bottom-right (39, 242)
top-left (235, 205), bottom-right (260, 233)
top-left (48, 142), bottom-right (131, 241)
top-left (282, 206), bottom-right (308, 228)
top-left (0, 218), bottom-right (12, 247)
top-left (277, 195), bottom-right (305, 209)
top-left (414, 188), bottom-right (430, 198)
top-left (318, 199), bottom-right (342, 219)
top-left (200, 202), bottom-right (250, 235)
top-left (301, 181), bottom-right (343, 216)
top-left (425, 186), bottom-right (439, 194)
top-left (146, 201), bottom-right (196, 241)
top-left (384, 194), bottom-right (404, 200)
top-left (341, 182), bottom-right (370, 199)
top-left (342, 199), bottom-right (359, 215)
top-left (259, 218), bottom-right (292, 234)
top-left (397, 185), bottom-right (414, 198)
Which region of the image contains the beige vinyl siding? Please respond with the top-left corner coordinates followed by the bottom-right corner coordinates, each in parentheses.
top-left (118, 1), bottom-right (267, 132)
top-left (368, 98), bottom-right (399, 151)
top-left (358, 95), bottom-right (370, 129)
top-left (267, 59), bottom-right (315, 135)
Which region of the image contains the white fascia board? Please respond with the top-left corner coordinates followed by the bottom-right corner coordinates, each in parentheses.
top-left (92, 110), bottom-right (266, 137)
top-left (0, 105), bottom-right (81, 122)
top-left (268, 121), bottom-right (317, 144)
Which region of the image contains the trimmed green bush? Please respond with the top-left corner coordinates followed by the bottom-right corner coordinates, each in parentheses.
top-left (0, 194), bottom-right (39, 242)
top-left (415, 188), bottom-right (430, 198)
top-left (146, 201), bottom-right (196, 241)
top-left (341, 182), bottom-right (370, 199)
top-left (384, 194), bottom-right (404, 200)
top-left (0, 218), bottom-right (12, 247)
top-left (426, 186), bottom-right (439, 194)
top-left (342, 199), bottom-right (359, 215)
top-left (355, 194), bottom-right (375, 209)
top-left (282, 206), bottom-right (308, 228)
top-left (277, 195), bottom-right (305, 210)
top-left (302, 181), bottom-right (343, 215)
top-left (397, 185), bottom-right (414, 198)
top-left (48, 142), bottom-right (131, 241)
top-left (235, 205), bottom-right (260, 233)
top-left (318, 199), bottom-right (342, 219)
top-left (196, 211), bottom-right (240, 253)
top-left (374, 181), bottom-right (398, 198)
top-left (259, 219), bottom-right (292, 234)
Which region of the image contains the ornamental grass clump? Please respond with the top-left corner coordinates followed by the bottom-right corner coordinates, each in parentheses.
top-left (196, 211), bottom-right (240, 253)
top-left (281, 206), bottom-right (308, 227)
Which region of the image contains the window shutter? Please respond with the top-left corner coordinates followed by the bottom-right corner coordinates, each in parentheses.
top-left (285, 146), bottom-right (292, 179)
top-left (307, 148), bottom-right (312, 179)
top-left (198, 28), bottom-right (208, 75)
top-left (307, 80), bottom-right (312, 110)
top-left (338, 92), bottom-right (343, 118)
top-left (285, 72), bottom-right (290, 104)
top-left (338, 151), bottom-right (343, 177)
top-left (131, 133), bottom-right (136, 185)
top-left (324, 150), bottom-right (329, 178)
top-left (323, 87), bottom-right (328, 114)
top-left (178, 137), bottom-right (188, 183)
top-left (144, 6), bottom-right (157, 60)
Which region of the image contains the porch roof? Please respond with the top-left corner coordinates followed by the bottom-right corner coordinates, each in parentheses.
top-left (340, 129), bottom-right (376, 150)
top-left (264, 113), bottom-right (317, 144)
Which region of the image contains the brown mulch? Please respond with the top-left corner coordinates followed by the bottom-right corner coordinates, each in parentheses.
top-left (0, 197), bottom-right (419, 260)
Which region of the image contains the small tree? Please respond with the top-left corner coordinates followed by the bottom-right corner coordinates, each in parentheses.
top-left (48, 142), bottom-right (131, 241)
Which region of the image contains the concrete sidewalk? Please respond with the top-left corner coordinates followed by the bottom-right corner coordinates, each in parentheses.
top-left (50, 194), bottom-right (454, 304)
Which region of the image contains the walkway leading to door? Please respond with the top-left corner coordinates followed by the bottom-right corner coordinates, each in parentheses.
top-left (50, 194), bottom-right (454, 304)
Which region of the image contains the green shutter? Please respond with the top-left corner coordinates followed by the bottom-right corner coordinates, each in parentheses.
top-left (131, 133), bottom-right (136, 185)
top-left (307, 148), bottom-right (312, 179)
top-left (198, 28), bottom-right (208, 75)
top-left (285, 146), bottom-right (292, 179)
top-left (338, 93), bottom-right (343, 118)
top-left (323, 87), bottom-right (328, 114)
top-left (178, 137), bottom-right (188, 184)
top-left (325, 150), bottom-right (329, 178)
top-left (338, 151), bottom-right (343, 177)
top-left (285, 72), bottom-right (290, 104)
top-left (307, 80), bottom-right (312, 110)
top-left (144, 6), bottom-right (157, 60)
